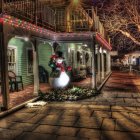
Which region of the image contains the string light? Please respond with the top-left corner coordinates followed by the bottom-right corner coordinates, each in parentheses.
top-left (0, 14), bottom-right (111, 50)
top-left (0, 18), bottom-right (3, 24)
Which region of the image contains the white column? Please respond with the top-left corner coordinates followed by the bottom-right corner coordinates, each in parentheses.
top-left (101, 48), bottom-right (105, 79)
top-left (91, 55), bottom-right (95, 88)
top-left (139, 56), bottom-right (140, 70)
top-left (129, 55), bottom-right (133, 72)
top-left (108, 52), bottom-right (111, 72)
top-left (33, 43), bottom-right (39, 96)
top-left (129, 55), bottom-right (133, 65)
top-left (66, 6), bottom-right (71, 32)
top-left (91, 42), bottom-right (96, 89)
top-left (97, 47), bottom-right (101, 82)
top-left (106, 51), bottom-right (111, 74)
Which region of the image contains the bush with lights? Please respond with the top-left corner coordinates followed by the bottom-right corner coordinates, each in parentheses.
top-left (39, 86), bottom-right (98, 101)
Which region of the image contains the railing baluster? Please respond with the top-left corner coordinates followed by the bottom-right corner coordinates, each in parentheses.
top-left (2, 0), bottom-right (95, 31)
top-left (31, 0), bottom-right (33, 21)
top-left (25, 0), bottom-right (27, 17)
top-left (22, 0), bottom-right (26, 15)
top-left (27, 0), bottom-right (30, 19)
top-left (30, 0), bottom-right (32, 19)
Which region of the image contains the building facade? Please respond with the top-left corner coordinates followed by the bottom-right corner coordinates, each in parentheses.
top-left (0, 0), bottom-right (112, 110)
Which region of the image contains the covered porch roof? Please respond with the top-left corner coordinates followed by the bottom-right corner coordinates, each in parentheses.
top-left (96, 33), bottom-right (112, 51)
top-left (1, 14), bottom-right (112, 51)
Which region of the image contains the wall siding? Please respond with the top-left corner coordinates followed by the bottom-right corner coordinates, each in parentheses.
top-left (8, 38), bottom-right (33, 86)
top-left (38, 43), bottom-right (52, 75)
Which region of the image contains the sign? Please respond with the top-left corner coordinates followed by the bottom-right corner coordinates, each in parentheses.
top-left (110, 51), bottom-right (118, 56)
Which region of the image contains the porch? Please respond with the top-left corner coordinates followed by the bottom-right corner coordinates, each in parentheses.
top-left (0, 3), bottom-right (112, 110)
top-left (0, 78), bottom-right (95, 108)
top-left (0, 83), bottom-right (51, 108)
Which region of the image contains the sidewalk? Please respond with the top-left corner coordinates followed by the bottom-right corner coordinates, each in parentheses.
top-left (81, 71), bottom-right (140, 106)
top-left (0, 71), bottom-right (140, 140)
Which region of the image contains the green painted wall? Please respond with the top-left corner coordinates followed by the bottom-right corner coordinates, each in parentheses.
top-left (38, 43), bottom-right (52, 75)
top-left (59, 43), bottom-right (92, 69)
top-left (8, 38), bottom-right (33, 86)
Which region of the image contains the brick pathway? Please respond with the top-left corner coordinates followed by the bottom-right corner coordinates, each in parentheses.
top-left (81, 71), bottom-right (140, 106)
top-left (0, 83), bottom-right (52, 108)
top-left (0, 71), bottom-right (140, 140)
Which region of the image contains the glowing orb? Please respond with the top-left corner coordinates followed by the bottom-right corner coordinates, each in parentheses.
top-left (49, 72), bottom-right (70, 88)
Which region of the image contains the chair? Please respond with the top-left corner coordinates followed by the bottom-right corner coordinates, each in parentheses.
top-left (8, 71), bottom-right (24, 92)
top-left (38, 66), bottom-right (48, 83)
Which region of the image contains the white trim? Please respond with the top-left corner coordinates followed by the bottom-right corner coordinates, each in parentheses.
top-left (8, 45), bottom-right (18, 74)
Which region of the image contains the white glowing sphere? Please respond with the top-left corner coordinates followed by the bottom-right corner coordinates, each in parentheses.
top-left (49, 72), bottom-right (70, 88)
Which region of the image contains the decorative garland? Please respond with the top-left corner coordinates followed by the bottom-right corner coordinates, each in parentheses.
top-left (39, 87), bottom-right (98, 101)
top-left (0, 14), bottom-right (92, 38)
top-left (0, 14), bottom-right (112, 50)
top-left (0, 14), bottom-right (54, 35)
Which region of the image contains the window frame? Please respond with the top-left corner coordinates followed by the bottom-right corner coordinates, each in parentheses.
top-left (8, 45), bottom-right (18, 74)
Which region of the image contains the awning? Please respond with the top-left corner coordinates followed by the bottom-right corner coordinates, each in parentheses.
top-left (95, 32), bottom-right (112, 51)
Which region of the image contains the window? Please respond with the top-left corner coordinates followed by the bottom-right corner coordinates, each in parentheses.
top-left (27, 48), bottom-right (33, 75)
top-left (8, 47), bottom-right (16, 73)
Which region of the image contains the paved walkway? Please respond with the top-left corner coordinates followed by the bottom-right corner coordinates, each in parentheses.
top-left (0, 71), bottom-right (140, 140)
top-left (80, 71), bottom-right (140, 106)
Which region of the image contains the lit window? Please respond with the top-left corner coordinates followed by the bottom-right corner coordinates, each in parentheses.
top-left (8, 48), bottom-right (16, 73)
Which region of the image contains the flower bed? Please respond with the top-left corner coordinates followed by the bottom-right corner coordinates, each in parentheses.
top-left (39, 87), bottom-right (98, 101)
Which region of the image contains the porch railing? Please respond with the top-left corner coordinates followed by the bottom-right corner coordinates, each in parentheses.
top-left (55, 7), bottom-right (94, 32)
top-left (2, 0), bottom-right (110, 39)
top-left (2, 0), bottom-right (95, 32)
top-left (3, 0), bottom-right (55, 31)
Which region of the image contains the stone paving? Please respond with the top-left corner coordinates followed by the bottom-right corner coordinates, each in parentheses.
top-left (80, 71), bottom-right (140, 106)
top-left (0, 71), bottom-right (140, 140)
top-left (0, 83), bottom-right (51, 108)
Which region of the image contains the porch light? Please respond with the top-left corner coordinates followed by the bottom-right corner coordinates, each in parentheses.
top-left (24, 37), bottom-right (29, 42)
top-left (83, 44), bottom-right (88, 47)
top-left (99, 47), bottom-right (102, 53)
top-left (103, 50), bottom-right (107, 53)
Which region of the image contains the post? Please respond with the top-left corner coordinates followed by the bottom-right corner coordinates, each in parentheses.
top-left (129, 55), bottom-right (132, 72)
top-left (66, 5), bottom-right (71, 32)
top-left (108, 51), bottom-right (111, 72)
top-left (139, 56), bottom-right (140, 70)
top-left (34, 0), bottom-right (38, 25)
top-left (97, 46), bottom-right (101, 82)
top-left (0, 1), bottom-right (10, 110)
top-left (129, 65), bottom-right (132, 72)
top-left (33, 0), bottom-right (39, 95)
top-left (106, 51), bottom-right (110, 74)
top-left (101, 48), bottom-right (105, 79)
top-left (91, 34), bottom-right (96, 89)
top-left (33, 40), bottom-right (39, 96)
